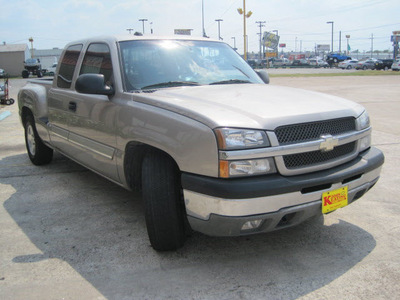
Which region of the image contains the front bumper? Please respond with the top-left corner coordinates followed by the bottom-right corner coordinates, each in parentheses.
top-left (181, 147), bottom-right (384, 236)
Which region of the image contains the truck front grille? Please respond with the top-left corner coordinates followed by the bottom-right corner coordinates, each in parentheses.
top-left (274, 118), bottom-right (357, 173)
top-left (283, 142), bottom-right (357, 169)
top-left (275, 117), bottom-right (356, 144)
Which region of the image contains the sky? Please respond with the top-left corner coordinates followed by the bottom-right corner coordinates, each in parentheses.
top-left (0, 0), bottom-right (399, 55)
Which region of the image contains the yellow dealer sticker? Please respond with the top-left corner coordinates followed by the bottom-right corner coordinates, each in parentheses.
top-left (322, 186), bottom-right (348, 214)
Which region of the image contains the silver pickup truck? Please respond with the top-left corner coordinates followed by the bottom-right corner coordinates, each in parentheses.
top-left (18, 36), bottom-right (384, 251)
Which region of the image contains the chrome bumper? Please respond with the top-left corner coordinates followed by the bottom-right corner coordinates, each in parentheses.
top-left (182, 147), bottom-right (384, 236)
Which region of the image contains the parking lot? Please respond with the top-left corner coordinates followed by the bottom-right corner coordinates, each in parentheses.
top-left (1, 74), bottom-right (400, 300)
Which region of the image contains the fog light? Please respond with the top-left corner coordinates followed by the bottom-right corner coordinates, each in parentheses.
top-left (241, 219), bottom-right (263, 231)
top-left (359, 135), bottom-right (371, 151)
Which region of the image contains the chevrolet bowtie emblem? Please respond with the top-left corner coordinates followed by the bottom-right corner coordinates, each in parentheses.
top-left (319, 134), bottom-right (339, 152)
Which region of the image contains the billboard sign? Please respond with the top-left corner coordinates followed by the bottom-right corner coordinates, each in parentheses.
top-left (263, 32), bottom-right (280, 50)
top-left (174, 29), bottom-right (192, 35)
top-left (317, 44), bottom-right (330, 51)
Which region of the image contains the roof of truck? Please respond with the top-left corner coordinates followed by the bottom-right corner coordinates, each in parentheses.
top-left (65, 35), bottom-right (222, 47)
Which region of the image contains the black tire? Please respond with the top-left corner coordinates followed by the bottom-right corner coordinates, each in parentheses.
top-left (24, 114), bottom-right (53, 165)
top-left (347, 65), bottom-right (352, 69)
top-left (5, 99), bottom-right (11, 105)
top-left (22, 70), bottom-right (29, 78)
top-left (142, 150), bottom-right (186, 251)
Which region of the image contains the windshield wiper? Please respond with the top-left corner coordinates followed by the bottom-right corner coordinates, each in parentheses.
top-left (209, 79), bottom-right (252, 85)
top-left (141, 81), bottom-right (200, 90)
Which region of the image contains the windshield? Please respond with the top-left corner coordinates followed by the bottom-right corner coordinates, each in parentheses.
top-left (119, 39), bottom-right (263, 91)
top-left (26, 58), bottom-right (38, 64)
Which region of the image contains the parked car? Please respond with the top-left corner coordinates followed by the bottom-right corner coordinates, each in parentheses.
top-left (338, 59), bottom-right (359, 69)
top-left (0, 68), bottom-right (5, 78)
top-left (45, 63), bottom-right (58, 76)
top-left (374, 59), bottom-right (393, 70)
top-left (291, 59), bottom-right (309, 67)
top-left (326, 53), bottom-right (351, 66)
top-left (309, 58), bottom-right (328, 68)
top-left (392, 59), bottom-right (400, 71)
top-left (22, 58), bottom-right (43, 78)
top-left (355, 59), bottom-right (378, 70)
top-left (273, 58), bottom-right (290, 67)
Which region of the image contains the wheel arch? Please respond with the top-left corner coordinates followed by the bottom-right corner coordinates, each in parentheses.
top-left (20, 106), bottom-right (33, 126)
top-left (123, 141), bottom-right (179, 192)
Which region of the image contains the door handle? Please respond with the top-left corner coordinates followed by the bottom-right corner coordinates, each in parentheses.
top-left (68, 101), bottom-right (77, 112)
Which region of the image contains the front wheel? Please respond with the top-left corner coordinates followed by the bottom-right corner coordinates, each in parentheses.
top-left (142, 150), bottom-right (187, 251)
top-left (22, 70), bottom-right (29, 78)
top-left (24, 114), bottom-right (53, 165)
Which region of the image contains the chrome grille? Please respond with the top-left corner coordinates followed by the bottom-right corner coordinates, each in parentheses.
top-left (283, 142), bottom-right (356, 169)
top-left (275, 118), bottom-right (357, 171)
top-left (275, 117), bottom-right (356, 144)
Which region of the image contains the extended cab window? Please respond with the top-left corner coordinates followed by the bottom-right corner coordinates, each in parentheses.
top-left (57, 44), bottom-right (83, 88)
top-left (80, 43), bottom-right (113, 84)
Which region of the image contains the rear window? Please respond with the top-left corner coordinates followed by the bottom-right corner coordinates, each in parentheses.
top-left (57, 44), bottom-right (83, 88)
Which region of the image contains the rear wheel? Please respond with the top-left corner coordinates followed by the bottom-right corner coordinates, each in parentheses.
top-left (24, 114), bottom-right (53, 165)
top-left (142, 150), bottom-right (187, 251)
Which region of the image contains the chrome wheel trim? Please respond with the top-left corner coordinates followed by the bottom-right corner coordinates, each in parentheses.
top-left (27, 124), bottom-right (36, 156)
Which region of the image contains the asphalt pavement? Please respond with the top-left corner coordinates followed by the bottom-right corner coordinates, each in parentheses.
top-left (0, 74), bottom-right (399, 300)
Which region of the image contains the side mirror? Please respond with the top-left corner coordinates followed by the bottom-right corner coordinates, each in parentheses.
top-left (75, 74), bottom-right (114, 96)
top-left (255, 70), bottom-right (270, 84)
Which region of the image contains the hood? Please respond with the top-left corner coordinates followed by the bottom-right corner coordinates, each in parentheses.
top-left (131, 84), bottom-right (364, 130)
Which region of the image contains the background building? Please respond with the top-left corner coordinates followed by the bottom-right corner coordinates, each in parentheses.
top-left (33, 48), bottom-right (63, 70)
top-left (0, 44), bottom-right (30, 76)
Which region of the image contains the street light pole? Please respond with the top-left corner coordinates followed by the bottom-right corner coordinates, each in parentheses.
top-left (231, 37), bottom-right (237, 50)
top-left (237, 0), bottom-right (252, 61)
top-left (327, 21), bottom-right (334, 52)
top-left (346, 35), bottom-right (350, 55)
top-left (139, 19), bottom-right (148, 34)
top-left (215, 19), bottom-right (223, 40)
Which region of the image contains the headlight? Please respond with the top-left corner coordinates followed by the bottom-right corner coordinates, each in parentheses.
top-left (219, 158), bottom-right (276, 178)
top-left (357, 110), bottom-right (371, 151)
top-left (215, 128), bottom-right (270, 150)
top-left (357, 110), bottom-right (370, 130)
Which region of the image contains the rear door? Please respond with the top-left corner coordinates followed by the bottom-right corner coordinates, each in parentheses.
top-left (48, 44), bottom-right (83, 152)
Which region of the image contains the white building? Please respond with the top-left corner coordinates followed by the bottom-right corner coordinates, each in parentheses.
top-left (0, 44), bottom-right (30, 76)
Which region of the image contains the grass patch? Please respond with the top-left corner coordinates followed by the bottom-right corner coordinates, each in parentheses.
top-left (269, 70), bottom-right (400, 78)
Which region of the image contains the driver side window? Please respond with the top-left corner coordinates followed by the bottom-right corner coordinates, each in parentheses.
top-left (80, 43), bottom-right (113, 84)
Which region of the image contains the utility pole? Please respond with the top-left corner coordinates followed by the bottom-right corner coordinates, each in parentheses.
top-left (126, 28), bottom-right (134, 34)
top-left (339, 31), bottom-right (341, 53)
top-left (256, 21), bottom-right (266, 59)
top-left (215, 19), bottom-right (223, 40)
top-left (139, 19), bottom-right (148, 34)
top-left (327, 21), bottom-right (334, 52)
top-left (370, 33), bottom-right (374, 58)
